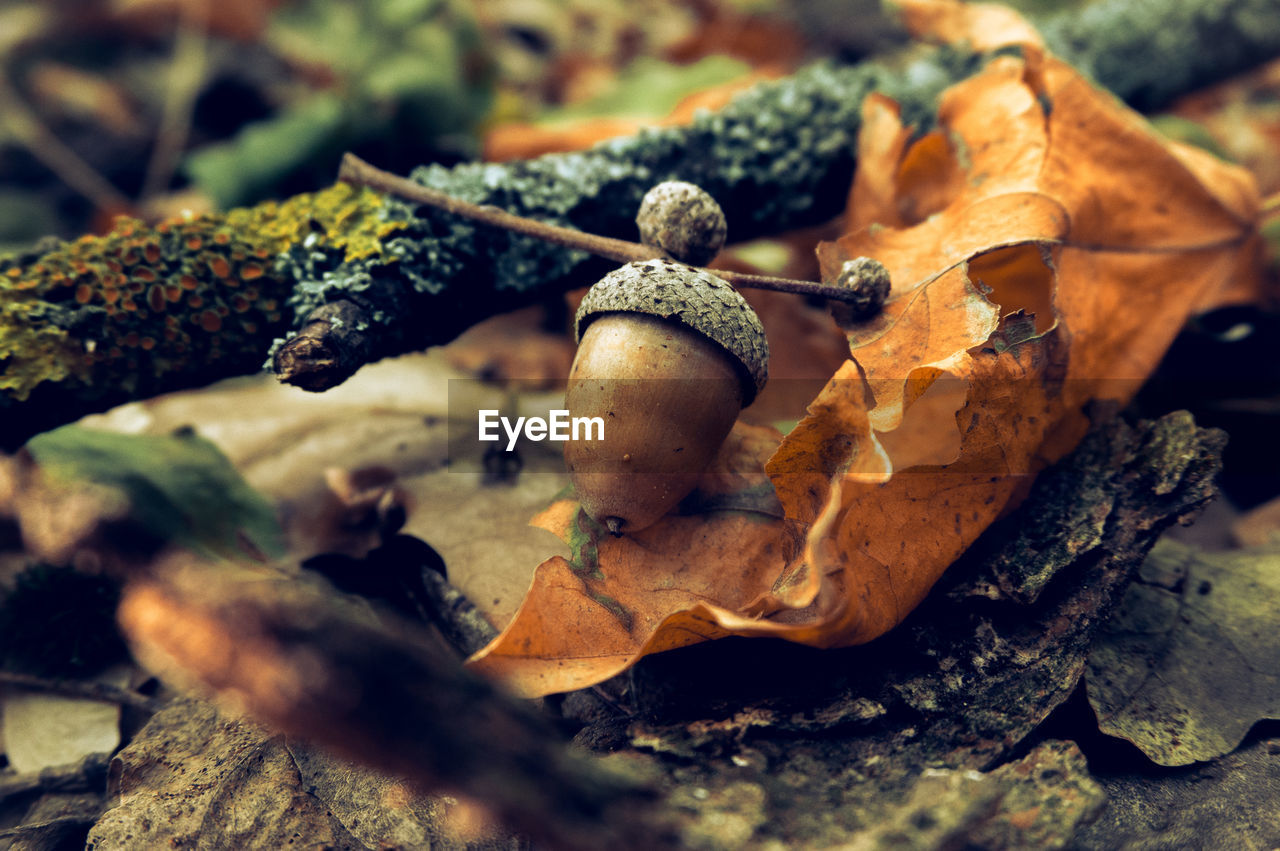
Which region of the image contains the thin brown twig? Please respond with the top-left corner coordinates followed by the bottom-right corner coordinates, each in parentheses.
top-left (0, 76), bottom-right (132, 214)
top-left (0, 670), bottom-right (164, 713)
top-left (140, 4), bottom-right (209, 201)
top-left (338, 152), bottom-right (862, 304)
top-left (0, 815), bottom-right (100, 840)
top-left (0, 753), bottom-right (110, 801)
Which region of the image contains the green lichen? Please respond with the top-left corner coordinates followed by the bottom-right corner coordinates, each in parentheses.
top-left (567, 507), bottom-right (605, 580)
top-left (0, 184), bottom-right (400, 403)
top-left (280, 52), bottom-right (971, 362)
top-left (1040, 0), bottom-right (1280, 111)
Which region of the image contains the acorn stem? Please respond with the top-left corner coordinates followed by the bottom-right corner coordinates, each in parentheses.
top-left (340, 153), bottom-right (655, 265)
top-left (339, 153), bottom-right (864, 305)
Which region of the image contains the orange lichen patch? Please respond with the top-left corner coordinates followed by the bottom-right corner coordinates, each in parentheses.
top-left (2, 182), bottom-right (402, 400)
top-left (199, 310), bottom-right (222, 333)
top-left (231, 295), bottom-right (251, 313)
top-left (140, 336), bottom-right (156, 351)
top-left (208, 256), bottom-right (231, 279)
top-left (147, 285), bottom-right (168, 313)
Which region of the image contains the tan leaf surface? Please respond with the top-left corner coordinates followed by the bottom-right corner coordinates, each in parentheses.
top-left (891, 0), bottom-right (1044, 51)
top-left (469, 15), bottom-right (1262, 696)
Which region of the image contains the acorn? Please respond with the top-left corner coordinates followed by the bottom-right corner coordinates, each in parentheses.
top-left (828, 256), bottom-right (891, 325)
top-left (565, 258), bottom-right (769, 535)
top-left (635, 181), bottom-right (728, 266)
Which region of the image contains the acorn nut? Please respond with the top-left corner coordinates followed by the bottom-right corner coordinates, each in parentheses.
top-left (828, 256), bottom-right (891, 325)
top-left (565, 258), bottom-right (768, 536)
top-left (635, 181), bottom-right (728, 266)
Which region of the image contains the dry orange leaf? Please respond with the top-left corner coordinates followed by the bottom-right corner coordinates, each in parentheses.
top-left (483, 69), bottom-right (782, 162)
top-left (891, 0), bottom-right (1043, 52)
top-left (469, 17), bottom-right (1263, 697)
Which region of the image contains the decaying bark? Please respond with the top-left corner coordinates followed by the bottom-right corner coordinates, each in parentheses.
top-left (615, 411), bottom-right (1226, 765)
top-left (587, 409), bottom-right (1228, 848)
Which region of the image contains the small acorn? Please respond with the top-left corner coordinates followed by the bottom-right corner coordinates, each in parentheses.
top-left (565, 258), bottom-right (768, 535)
top-left (635, 181), bottom-right (728, 266)
top-left (828, 256), bottom-right (891, 325)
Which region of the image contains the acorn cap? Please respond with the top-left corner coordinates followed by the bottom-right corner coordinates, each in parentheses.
top-left (574, 258), bottom-right (769, 403)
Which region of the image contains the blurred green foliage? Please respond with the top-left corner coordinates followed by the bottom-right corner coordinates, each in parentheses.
top-left (185, 0), bottom-right (493, 209)
top-left (26, 424), bottom-right (285, 561)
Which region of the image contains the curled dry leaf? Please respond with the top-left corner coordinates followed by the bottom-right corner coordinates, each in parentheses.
top-left (1086, 538), bottom-right (1280, 766)
top-left (469, 12), bottom-right (1263, 697)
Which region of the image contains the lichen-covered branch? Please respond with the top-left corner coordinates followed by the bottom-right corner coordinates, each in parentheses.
top-left (0, 185), bottom-right (404, 448)
top-left (3, 0), bottom-right (1280, 447)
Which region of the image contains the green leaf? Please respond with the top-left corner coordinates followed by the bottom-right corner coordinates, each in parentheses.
top-left (1086, 538), bottom-right (1280, 766)
top-left (183, 94), bottom-right (351, 209)
top-left (540, 55), bottom-right (752, 124)
top-left (25, 424), bottom-right (285, 561)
